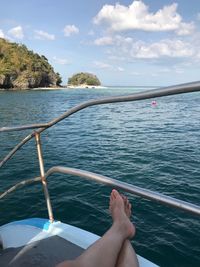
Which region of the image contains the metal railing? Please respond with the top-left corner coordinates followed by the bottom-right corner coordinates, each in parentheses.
top-left (1, 81), bottom-right (200, 168)
top-left (1, 81), bottom-right (200, 222)
top-left (1, 166), bottom-right (200, 216)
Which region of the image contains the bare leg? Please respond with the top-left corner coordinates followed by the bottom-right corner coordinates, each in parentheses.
top-left (57, 189), bottom-right (135, 267)
top-left (115, 196), bottom-right (139, 267)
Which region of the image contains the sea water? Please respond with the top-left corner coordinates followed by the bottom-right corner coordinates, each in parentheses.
top-left (0, 87), bottom-right (199, 267)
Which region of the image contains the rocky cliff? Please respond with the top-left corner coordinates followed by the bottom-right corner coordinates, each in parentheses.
top-left (0, 38), bottom-right (62, 89)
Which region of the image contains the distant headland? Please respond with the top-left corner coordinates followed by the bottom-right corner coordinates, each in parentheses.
top-left (0, 38), bottom-right (62, 90)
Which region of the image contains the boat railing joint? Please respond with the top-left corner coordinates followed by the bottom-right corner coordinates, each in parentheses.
top-left (1, 166), bottom-right (200, 217)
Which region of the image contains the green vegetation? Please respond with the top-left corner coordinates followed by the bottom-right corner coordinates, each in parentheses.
top-left (0, 38), bottom-right (62, 89)
top-left (68, 72), bottom-right (101, 86)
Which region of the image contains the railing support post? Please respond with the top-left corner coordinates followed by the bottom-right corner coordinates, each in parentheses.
top-left (35, 132), bottom-right (54, 223)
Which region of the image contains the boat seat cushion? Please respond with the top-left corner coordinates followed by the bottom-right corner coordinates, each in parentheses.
top-left (0, 235), bottom-right (84, 267)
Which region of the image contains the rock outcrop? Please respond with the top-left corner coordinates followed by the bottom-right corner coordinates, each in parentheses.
top-left (68, 72), bottom-right (101, 87)
top-left (0, 38), bottom-right (62, 89)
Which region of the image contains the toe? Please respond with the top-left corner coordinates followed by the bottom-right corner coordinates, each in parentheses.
top-left (122, 195), bottom-right (127, 205)
top-left (112, 189), bottom-right (119, 199)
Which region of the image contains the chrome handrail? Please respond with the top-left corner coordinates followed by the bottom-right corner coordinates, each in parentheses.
top-left (1, 80), bottom-right (200, 222)
top-left (1, 166), bottom-right (200, 216)
top-left (1, 81), bottom-right (200, 169)
top-left (1, 81), bottom-right (200, 134)
top-left (0, 177), bottom-right (41, 199)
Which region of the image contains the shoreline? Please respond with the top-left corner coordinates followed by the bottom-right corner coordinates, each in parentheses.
top-left (0, 86), bottom-right (63, 91)
top-left (0, 85), bottom-right (107, 91)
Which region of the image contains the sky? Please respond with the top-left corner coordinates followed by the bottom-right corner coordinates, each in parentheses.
top-left (0, 0), bottom-right (200, 86)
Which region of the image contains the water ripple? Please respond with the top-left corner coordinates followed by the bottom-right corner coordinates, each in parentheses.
top-left (0, 88), bottom-right (200, 267)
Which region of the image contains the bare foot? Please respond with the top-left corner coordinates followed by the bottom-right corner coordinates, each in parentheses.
top-left (109, 189), bottom-right (135, 239)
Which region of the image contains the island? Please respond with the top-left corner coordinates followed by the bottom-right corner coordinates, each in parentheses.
top-left (0, 38), bottom-right (62, 89)
top-left (67, 72), bottom-right (101, 88)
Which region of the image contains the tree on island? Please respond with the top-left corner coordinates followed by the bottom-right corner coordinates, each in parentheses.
top-left (68, 72), bottom-right (101, 86)
top-left (0, 38), bottom-right (62, 89)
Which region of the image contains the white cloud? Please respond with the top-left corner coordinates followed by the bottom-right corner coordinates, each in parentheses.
top-left (94, 36), bottom-right (113, 46)
top-left (94, 1), bottom-right (194, 35)
top-left (0, 29), bottom-right (5, 38)
top-left (117, 67), bottom-right (124, 72)
top-left (176, 22), bottom-right (195, 36)
top-left (8, 26), bottom-right (24, 39)
top-left (53, 56), bottom-right (70, 65)
top-left (94, 61), bottom-right (112, 69)
top-left (64, 25), bottom-right (79, 37)
top-left (34, 30), bottom-right (55, 40)
top-left (133, 39), bottom-right (194, 59)
top-left (103, 35), bottom-right (194, 60)
top-left (94, 61), bottom-right (125, 72)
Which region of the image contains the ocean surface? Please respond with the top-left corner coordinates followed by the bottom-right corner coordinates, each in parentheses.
top-left (0, 87), bottom-right (199, 267)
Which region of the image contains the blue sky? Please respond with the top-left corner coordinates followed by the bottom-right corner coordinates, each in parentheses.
top-left (0, 0), bottom-right (200, 86)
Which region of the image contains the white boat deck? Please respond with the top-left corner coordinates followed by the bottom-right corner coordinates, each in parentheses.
top-left (0, 218), bottom-right (158, 267)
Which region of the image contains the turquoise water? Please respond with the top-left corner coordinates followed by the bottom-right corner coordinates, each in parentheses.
top-left (0, 87), bottom-right (200, 267)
